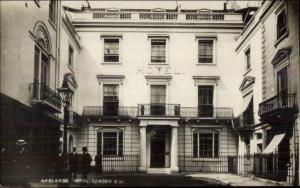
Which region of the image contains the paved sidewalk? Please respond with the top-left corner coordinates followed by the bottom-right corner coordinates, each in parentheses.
top-left (186, 173), bottom-right (293, 186)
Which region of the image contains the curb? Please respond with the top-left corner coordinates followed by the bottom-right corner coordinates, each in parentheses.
top-left (252, 176), bottom-right (293, 186)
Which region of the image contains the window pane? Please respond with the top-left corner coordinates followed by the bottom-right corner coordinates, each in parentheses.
top-left (150, 85), bottom-right (166, 104)
top-left (103, 132), bottom-right (117, 155)
top-left (34, 47), bottom-right (40, 83)
top-left (198, 133), bottom-right (213, 158)
top-left (214, 133), bottom-right (219, 157)
top-left (277, 10), bottom-right (287, 39)
top-left (104, 39), bottom-right (119, 62)
top-left (198, 40), bottom-right (213, 63)
top-left (198, 86), bottom-right (214, 117)
top-left (151, 39), bottom-right (166, 63)
top-left (193, 133), bottom-right (198, 157)
top-left (118, 132), bottom-right (123, 156)
top-left (68, 46), bottom-right (74, 67)
top-left (97, 132), bottom-right (102, 154)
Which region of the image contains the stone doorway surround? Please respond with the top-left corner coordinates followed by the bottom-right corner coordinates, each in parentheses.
top-left (138, 117), bottom-right (180, 173)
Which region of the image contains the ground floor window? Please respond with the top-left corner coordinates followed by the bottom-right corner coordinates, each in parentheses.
top-left (193, 131), bottom-right (219, 158)
top-left (97, 130), bottom-right (123, 156)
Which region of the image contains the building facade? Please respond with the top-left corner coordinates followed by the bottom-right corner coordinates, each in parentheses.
top-left (1, 0), bottom-right (299, 185)
top-left (65, 6), bottom-right (245, 173)
top-left (235, 0), bottom-right (299, 184)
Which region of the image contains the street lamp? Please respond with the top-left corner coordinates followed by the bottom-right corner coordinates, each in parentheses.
top-left (57, 78), bottom-right (73, 156)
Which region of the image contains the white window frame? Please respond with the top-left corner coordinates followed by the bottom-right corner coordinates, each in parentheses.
top-left (149, 37), bottom-right (169, 65)
top-left (192, 129), bottom-right (219, 158)
top-left (274, 2), bottom-right (288, 46)
top-left (101, 36), bottom-right (122, 64)
top-left (97, 128), bottom-right (124, 156)
top-left (196, 37), bottom-right (217, 65)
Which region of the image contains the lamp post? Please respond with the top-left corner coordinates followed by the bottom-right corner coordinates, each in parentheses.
top-left (57, 78), bottom-right (73, 156)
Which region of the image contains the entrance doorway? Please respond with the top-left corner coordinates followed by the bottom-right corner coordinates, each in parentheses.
top-left (150, 129), bottom-right (167, 168)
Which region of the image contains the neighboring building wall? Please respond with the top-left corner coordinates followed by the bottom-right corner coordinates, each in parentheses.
top-left (0, 1), bottom-right (59, 104)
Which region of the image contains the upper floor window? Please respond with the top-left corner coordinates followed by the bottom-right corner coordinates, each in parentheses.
top-left (198, 85), bottom-right (214, 117)
top-left (104, 38), bottom-right (120, 63)
top-left (277, 9), bottom-right (287, 40)
top-left (245, 48), bottom-right (251, 71)
top-left (103, 84), bottom-right (119, 116)
top-left (150, 85), bottom-right (166, 115)
top-left (97, 130), bottom-right (123, 156)
top-left (49, 0), bottom-right (57, 25)
top-left (68, 45), bottom-right (74, 68)
top-left (34, 46), bottom-right (50, 86)
top-left (151, 39), bottom-right (166, 63)
top-left (198, 40), bottom-right (213, 64)
top-left (193, 131), bottom-right (219, 158)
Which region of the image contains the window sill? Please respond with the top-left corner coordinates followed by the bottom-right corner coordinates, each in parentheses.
top-left (243, 68), bottom-right (252, 76)
top-left (196, 63), bottom-right (216, 66)
top-left (101, 62), bottom-right (122, 65)
top-left (274, 31), bottom-right (288, 47)
top-left (148, 63), bottom-right (169, 65)
top-left (48, 19), bottom-right (56, 31)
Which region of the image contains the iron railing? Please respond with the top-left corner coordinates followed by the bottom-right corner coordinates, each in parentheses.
top-left (236, 153), bottom-right (295, 183)
top-left (259, 92), bottom-right (297, 116)
top-left (30, 83), bottom-right (61, 111)
top-left (69, 110), bottom-right (83, 127)
top-left (179, 155), bottom-right (237, 173)
top-left (138, 104), bottom-right (181, 116)
top-left (101, 154), bottom-right (139, 173)
top-left (83, 106), bottom-right (138, 118)
top-left (180, 107), bottom-right (233, 119)
top-left (139, 12), bottom-right (178, 20)
top-left (93, 12), bottom-right (131, 19)
top-left (186, 13), bottom-right (225, 21)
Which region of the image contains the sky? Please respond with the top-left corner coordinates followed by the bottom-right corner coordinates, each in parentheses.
top-left (63, 0), bottom-right (262, 11)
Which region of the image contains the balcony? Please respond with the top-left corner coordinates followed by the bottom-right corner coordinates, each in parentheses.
top-left (138, 104), bottom-right (180, 117)
top-left (259, 92), bottom-right (298, 124)
top-left (68, 110), bottom-right (83, 128)
top-left (30, 83), bottom-right (61, 113)
top-left (69, 11), bottom-right (243, 25)
top-left (83, 106), bottom-right (138, 120)
top-left (180, 107), bottom-right (233, 119)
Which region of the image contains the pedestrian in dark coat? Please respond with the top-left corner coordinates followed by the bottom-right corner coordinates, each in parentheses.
top-left (80, 147), bottom-right (92, 180)
top-left (68, 146), bottom-right (79, 181)
top-left (94, 152), bottom-right (103, 176)
top-left (12, 140), bottom-right (30, 185)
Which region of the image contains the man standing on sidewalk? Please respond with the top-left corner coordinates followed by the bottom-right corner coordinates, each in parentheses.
top-left (80, 147), bottom-right (92, 181)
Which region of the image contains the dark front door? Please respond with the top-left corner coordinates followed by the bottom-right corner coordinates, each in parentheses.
top-left (150, 130), bottom-right (165, 167)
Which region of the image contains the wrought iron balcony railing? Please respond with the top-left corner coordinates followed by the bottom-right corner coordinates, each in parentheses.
top-left (180, 107), bottom-right (233, 119)
top-left (138, 104), bottom-right (181, 117)
top-left (83, 106), bottom-right (138, 118)
top-left (258, 92), bottom-right (298, 117)
top-left (69, 110), bottom-right (83, 127)
top-left (30, 83), bottom-right (61, 113)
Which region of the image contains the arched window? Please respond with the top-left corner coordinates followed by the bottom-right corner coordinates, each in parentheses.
top-left (97, 128), bottom-right (123, 156)
top-left (33, 25), bottom-right (51, 86)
